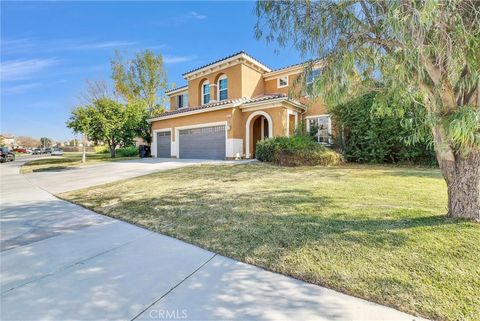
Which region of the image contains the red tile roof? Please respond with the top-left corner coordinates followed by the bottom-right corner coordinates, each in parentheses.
top-left (149, 94), bottom-right (300, 120)
top-left (182, 51), bottom-right (271, 76)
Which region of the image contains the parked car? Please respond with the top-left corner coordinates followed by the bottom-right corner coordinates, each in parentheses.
top-left (0, 147), bottom-right (15, 163)
top-left (26, 149), bottom-right (33, 154)
top-left (14, 148), bottom-right (27, 153)
top-left (33, 148), bottom-right (42, 155)
top-left (45, 148), bottom-right (52, 154)
top-left (51, 148), bottom-right (64, 156)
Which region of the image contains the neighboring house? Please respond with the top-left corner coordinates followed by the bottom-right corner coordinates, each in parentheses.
top-left (149, 51), bottom-right (332, 160)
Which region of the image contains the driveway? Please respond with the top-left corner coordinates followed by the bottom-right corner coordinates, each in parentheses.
top-left (0, 159), bottom-right (427, 320)
top-left (24, 158), bottom-right (220, 194)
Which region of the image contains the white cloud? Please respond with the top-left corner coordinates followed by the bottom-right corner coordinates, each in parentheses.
top-left (189, 11), bottom-right (207, 20)
top-left (163, 55), bottom-right (196, 64)
top-left (64, 40), bottom-right (137, 50)
top-left (1, 38), bottom-right (136, 54)
top-left (154, 11), bottom-right (207, 26)
top-left (1, 58), bottom-right (59, 81)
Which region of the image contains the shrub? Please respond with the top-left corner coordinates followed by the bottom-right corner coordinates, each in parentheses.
top-left (116, 146), bottom-right (139, 157)
top-left (331, 93), bottom-right (437, 165)
top-left (256, 136), bottom-right (342, 166)
top-left (95, 145), bottom-right (109, 154)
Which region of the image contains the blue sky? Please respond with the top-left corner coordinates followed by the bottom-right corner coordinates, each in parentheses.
top-left (1, 1), bottom-right (301, 141)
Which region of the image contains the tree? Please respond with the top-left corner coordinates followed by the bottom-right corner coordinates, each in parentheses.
top-left (67, 105), bottom-right (93, 163)
top-left (256, 0), bottom-right (480, 220)
top-left (15, 136), bottom-right (39, 148)
top-left (40, 137), bottom-right (52, 148)
top-left (111, 50), bottom-right (168, 117)
top-left (67, 98), bottom-right (147, 158)
top-left (79, 79), bottom-right (114, 104)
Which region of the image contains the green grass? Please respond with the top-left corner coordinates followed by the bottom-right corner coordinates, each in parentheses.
top-left (59, 163), bottom-right (480, 321)
top-left (21, 152), bottom-right (137, 173)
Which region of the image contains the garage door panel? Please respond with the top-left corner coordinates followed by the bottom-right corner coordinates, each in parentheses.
top-left (156, 131), bottom-right (171, 158)
top-left (179, 125), bottom-right (225, 160)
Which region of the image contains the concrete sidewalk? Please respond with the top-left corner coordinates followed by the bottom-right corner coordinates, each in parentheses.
top-left (1, 159), bottom-right (428, 320)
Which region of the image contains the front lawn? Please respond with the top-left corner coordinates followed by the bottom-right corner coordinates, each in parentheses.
top-left (21, 152), bottom-right (137, 173)
top-left (59, 163), bottom-right (479, 321)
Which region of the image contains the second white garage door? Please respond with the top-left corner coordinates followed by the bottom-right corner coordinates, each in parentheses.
top-left (179, 125), bottom-right (226, 160)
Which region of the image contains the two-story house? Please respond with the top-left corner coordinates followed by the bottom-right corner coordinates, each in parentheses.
top-left (149, 51), bottom-right (332, 159)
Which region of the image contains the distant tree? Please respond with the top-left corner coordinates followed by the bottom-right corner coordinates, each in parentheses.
top-left (16, 136), bottom-right (41, 148)
top-left (67, 105), bottom-right (94, 162)
top-left (67, 98), bottom-right (147, 158)
top-left (40, 137), bottom-right (52, 148)
top-left (111, 50), bottom-right (168, 116)
top-left (79, 79), bottom-right (114, 104)
top-left (256, 0), bottom-right (480, 220)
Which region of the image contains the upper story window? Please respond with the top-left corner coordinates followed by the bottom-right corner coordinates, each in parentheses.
top-left (306, 69), bottom-right (321, 86)
top-left (177, 93), bottom-right (188, 109)
top-left (307, 115), bottom-right (332, 144)
top-left (218, 75), bottom-right (228, 101)
top-left (277, 76), bottom-right (288, 88)
top-left (202, 80), bottom-right (210, 105)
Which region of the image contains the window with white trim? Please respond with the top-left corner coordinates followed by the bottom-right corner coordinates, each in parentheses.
top-left (177, 93), bottom-right (188, 109)
top-left (277, 76), bottom-right (288, 88)
top-left (218, 75), bottom-right (228, 101)
top-left (202, 81), bottom-right (210, 104)
top-left (307, 115), bottom-right (332, 144)
top-left (306, 69), bottom-right (321, 86)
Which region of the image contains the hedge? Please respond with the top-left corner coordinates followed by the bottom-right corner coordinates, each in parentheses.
top-left (256, 136), bottom-right (342, 166)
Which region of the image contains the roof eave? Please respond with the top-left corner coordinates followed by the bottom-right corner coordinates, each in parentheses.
top-left (148, 103), bottom-right (235, 122)
top-left (183, 52), bottom-right (271, 81)
top-left (240, 97), bottom-right (306, 110)
top-left (165, 86), bottom-right (188, 96)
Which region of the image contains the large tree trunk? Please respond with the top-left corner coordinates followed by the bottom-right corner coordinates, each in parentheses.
top-left (109, 145), bottom-right (116, 158)
top-left (437, 148), bottom-right (480, 221)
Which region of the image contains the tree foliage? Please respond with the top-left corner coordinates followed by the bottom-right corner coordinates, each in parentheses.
top-left (67, 98), bottom-right (148, 158)
top-left (256, 0), bottom-right (479, 150)
top-left (331, 93), bottom-right (436, 164)
top-left (40, 137), bottom-right (53, 148)
top-left (111, 50), bottom-right (168, 117)
top-left (256, 0), bottom-right (480, 219)
top-left (16, 136), bottom-right (40, 148)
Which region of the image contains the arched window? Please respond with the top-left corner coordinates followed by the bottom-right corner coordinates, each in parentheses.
top-left (201, 80), bottom-right (210, 105)
top-left (217, 75), bottom-right (228, 101)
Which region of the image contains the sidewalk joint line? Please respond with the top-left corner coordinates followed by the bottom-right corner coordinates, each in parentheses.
top-left (130, 253), bottom-right (218, 321)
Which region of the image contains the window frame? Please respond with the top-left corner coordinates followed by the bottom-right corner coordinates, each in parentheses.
top-left (306, 115), bottom-right (332, 145)
top-left (306, 69), bottom-right (321, 86)
top-left (277, 76), bottom-right (289, 88)
top-left (177, 93), bottom-right (188, 109)
top-left (201, 81), bottom-right (210, 105)
top-left (217, 75), bottom-right (228, 101)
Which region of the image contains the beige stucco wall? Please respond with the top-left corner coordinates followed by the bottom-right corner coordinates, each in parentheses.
top-left (187, 64), bottom-right (243, 107)
top-left (242, 106), bottom-right (287, 155)
top-left (264, 72), bottom-right (329, 117)
top-left (241, 64), bottom-right (264, 98)
top-left (152, 108), bottom-right (237, 141)
top-left (151, 104), bottom-right (289, 157)
top-left (169, 96), bottom-right (177, 111)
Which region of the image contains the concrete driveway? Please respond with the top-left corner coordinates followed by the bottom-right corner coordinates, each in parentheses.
top-left (24, 158), bottom-right (217, 194)
top-left (0, 159), bottom-right (427, 321)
